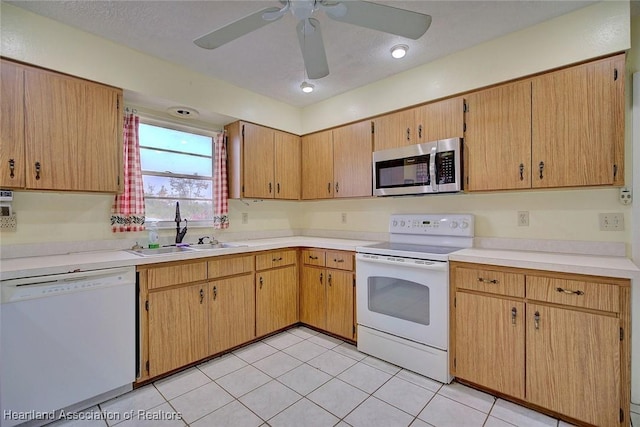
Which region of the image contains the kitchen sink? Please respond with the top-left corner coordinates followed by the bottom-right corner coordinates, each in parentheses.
top-left (190, 242), bottom-right (248, 250)
top-left (127, 246), bottom-right (196, 257)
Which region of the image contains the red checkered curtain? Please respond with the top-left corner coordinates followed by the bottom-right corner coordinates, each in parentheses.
top-left (111, 113), bottom-right (145, 232)
top-left (213, 131), bottom-right (229, 229)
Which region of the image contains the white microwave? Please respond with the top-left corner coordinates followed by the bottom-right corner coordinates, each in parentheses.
top-left (372, 138), bottom-right (462, 196)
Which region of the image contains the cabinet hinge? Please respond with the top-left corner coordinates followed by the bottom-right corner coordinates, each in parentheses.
top-left (117, 98), bottom-right (120, 110)
top-left (353, 277), bottom-right (356, 287)
top-left (614, 68), bottom-right (619, 81)
top-left (463, 123), bottom-right (466, 133)
top-left (241, 124), bottom-right (245, 138)
top-left (454, 297), bottom-right (456, 308)
top-left (620, 327), bottom-right (624, 341)
top-left (145, 360), bottom-right (149, 373)
top-left (145, 300), bottom-right (149, 311)
top-left (353, 325), bottom-right (356, 335)
top-left (466, 176), bottom-right (469, 186)
top-left (620, 408), bottom-right (624, 422)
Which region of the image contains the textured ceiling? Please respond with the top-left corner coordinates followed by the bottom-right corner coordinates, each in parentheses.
top-left (9, 0), bottom-right (600, 110)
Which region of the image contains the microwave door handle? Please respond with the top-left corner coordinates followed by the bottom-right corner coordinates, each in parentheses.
top-left (430, 144), bottom-right (438, 193)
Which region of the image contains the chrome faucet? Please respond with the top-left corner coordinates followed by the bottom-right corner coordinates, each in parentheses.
top-left (174, 202), bottom-right (188, 243)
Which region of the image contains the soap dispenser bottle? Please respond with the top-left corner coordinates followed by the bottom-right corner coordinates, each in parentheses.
top-left (148, 222), bottom-right (160, 249)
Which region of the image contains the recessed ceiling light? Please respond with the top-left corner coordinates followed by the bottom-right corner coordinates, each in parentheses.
top-left (300, 81), bottom-right (314, 93)
top-left (167, 106), bottom-right (199, 119)
top-left (390, 44), bottom-right (408, 59)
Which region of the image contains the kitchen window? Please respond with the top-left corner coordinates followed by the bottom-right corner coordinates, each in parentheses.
top-left (139, 120), bottom-right (219, 227)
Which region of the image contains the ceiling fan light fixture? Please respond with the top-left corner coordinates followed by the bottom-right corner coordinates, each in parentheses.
top-left (391, 44), bottom-right (409, 59)
top-left (300, 81), bottom-right (315, 93)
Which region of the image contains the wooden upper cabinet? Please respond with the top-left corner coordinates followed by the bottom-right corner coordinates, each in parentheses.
top-left (532, 54), bottom-right (625, 188)
top-left (332, 120), bottom-right (372, 198)
top-left (243, 122), bottom-right (275, 198)
top-left (274, 130), bottom-right (301, 199)
top-left (465, 80), bottom-right (532, 191)
top-left (372, 109), bottom-right (415, 151)
top-left (225, 121), bottom-right (243, 199)
top-left (0, 60), bottom-right (25, 188)
top-left (301, 129), bottom-right (333, 199)
top-left (416, 96), bottom-right (465, 142)
top-left (23, 66), bottom-right (122, 192)
top-left (240, 122), bottom-right (300, 200)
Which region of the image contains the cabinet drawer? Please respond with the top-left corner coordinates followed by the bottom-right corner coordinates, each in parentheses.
top-left (302, 249), bottom-right (326, 267)
top-left (526, 276), bottom-right (619, 312)
top-left (147, 262), bottom-right (207, 290)
top-left (208, 255), bottom-right (254, 278)
top-left (256, 250), bottom-right (297, 271)
top-left (455, 267), bottom-right (524, 298)
top-left (326, 251), bottom-right (354, 271)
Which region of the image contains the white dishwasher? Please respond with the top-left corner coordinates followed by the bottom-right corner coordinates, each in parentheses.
top-left (1, 266), bottom-right (136, 427)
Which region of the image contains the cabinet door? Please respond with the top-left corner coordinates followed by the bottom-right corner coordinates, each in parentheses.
top-left (0, 60), bottom-right (25, 188)
top-left (209, 275), bottom-right (255, 355)
top-left (256, 266), bottom-right (298, 336)
top-left (299, 266), bottom-right (326, 329)
top-left (301, 130), bottom-right (333, 199)
top-left (332, 121), bottom-right (372, 198)
top-left (326, 269), bottom-right (354, 340)
top-left (416, 97), bottom-right (465, 142)
top-left (243, 122), bottom-right (275, 198)
top-left (274, 130), bottom-right (300, 200)
top-left (372, 109), bottom-right (415, 151)
top-left (24, 69), bottom-right (122, 192)
top-left (455, 292), bottom-right (525, 399)
top-left (148, 284), bottom-right (208, 377)
top-left (526, 304), bottom-right (620, 427)
top-left (465, 81), bottom-right (532, 191)
top-left (532, 55), bottom-right (624, 188)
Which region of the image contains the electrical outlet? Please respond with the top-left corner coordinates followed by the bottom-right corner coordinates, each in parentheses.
top-left (619, 187), bottom-right (632, 205)
top-left (599, 213), bottom-right (624, 231)
top-left (241, 212), bottom-right (248, 224)
top-left (517, 211), bottom-right (529, 227)
top-left (341, 213), bottom-right (347, 224)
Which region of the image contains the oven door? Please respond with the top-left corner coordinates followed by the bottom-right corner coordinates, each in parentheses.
top-left (356, 253), bottom-right (448, 349)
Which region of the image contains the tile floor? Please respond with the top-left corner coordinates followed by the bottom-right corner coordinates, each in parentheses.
top-left (49, 326), bottom-right (639, 427)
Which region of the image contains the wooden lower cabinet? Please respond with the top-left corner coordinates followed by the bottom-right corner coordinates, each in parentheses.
top-left (450, 262), bottom-right (630, 427)
top-left (256, 264), bottom-right (298, 337)
top-left (300, 249), bottom-right (355, 340)
top-left (148, 283), bottom-right (208, 378)
top-left (454, 292), bottom-right (525, 399)
top-left (209, 275), bottom-right (255, 355)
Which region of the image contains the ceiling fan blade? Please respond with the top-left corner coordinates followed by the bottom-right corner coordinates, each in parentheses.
top-left (194, 7), bottom-right (282, 50)
top-left (323, 0), bottom-right (431, 40)
top-left (296, 18), bottom-right (329, 79)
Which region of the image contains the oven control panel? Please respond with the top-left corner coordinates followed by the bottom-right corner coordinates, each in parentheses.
top-left (389, 214), bottom-right (474, 237)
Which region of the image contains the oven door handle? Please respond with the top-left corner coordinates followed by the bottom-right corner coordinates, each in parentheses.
top-left (356, 254), bottom-right (447, 271)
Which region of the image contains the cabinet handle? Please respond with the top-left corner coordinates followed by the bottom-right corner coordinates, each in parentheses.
top-left (35, 161), bottom-right (41, 180)
top-left (272, 257), bottom-right (283, 262)
top-left (328, 273), bottom-right (332, 286)
top-left (534, 311), bottom-right (540, 330)
top-left (8, 159), bottom-right (15, 179)
top-left (477, 277), bottom-right (499, 284)
top-left (519, 163), bottom-right (524, 181)
top-left (328, 182), bottom-right (331, 193)
top-left (511, 307), bottom-right (517, 326)
top-left (406, 127), bottom-right (410, 141)
top-left (269, 182), bottom-right (272, 193)
top-left (335, 182), bottom-right (339, 193)
top-left (538, 161), bottom-right (545, 179)
top-left (334, 258), bottom-right (344, 263)
top-left (320, 272), bottom-right (323, 284)
top-left (309, 255), bottom-right (318, 260)
top-left (259, 276), bottom-right (263, 289)
top-left (418, 125), bottom-right (423, 140)
top-left (277, 183), bottom-right (280, 194)
top-left (213, 286), bottom-right (217, 300)
top-left (199, 288), bottom-right (204, 304)
top-left (556, 287), bottom-right (584, 296)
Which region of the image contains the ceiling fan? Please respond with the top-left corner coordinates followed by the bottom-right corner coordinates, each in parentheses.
top-left (193, 0), bottom-right (432, 80)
